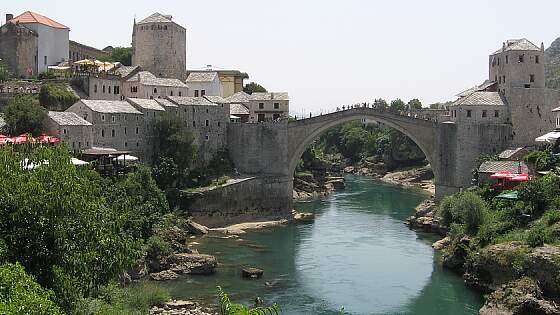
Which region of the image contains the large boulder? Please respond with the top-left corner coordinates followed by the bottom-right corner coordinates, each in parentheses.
top-left (441, 236), bottom-right (471, 273)
top-left (525, 245), bottom-right (560, 298)
top-left (185, 220), bottom-right (208, 235)
top-left (166, 253), bottom-right (217, 275)
top-left (465, 242), bottom-right (530, 292)
top-left (149, 270), bottom-right (179, 281)
top-left (479, 277), bottom-right (560, 315)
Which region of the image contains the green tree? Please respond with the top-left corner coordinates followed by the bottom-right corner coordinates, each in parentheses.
top-left (0, 60), bottom-right (10, 82)
top-left (373, 98), bottom-right (388, 109)
top-left (153, 112), bottom-right (196, 170)
top-left (0, 262), bottom-right (63, 315)
top-left (39, 83), bottom-right (78, 111)
top-left (3, 94), bottom-right (47, 136)
top-left (152, 157), bottom-right (180, 189)
top-left (243, 82), bottom-right (267, 95)
top-left (106, 166), bottom-right (170, 239)
top-left (390, 99), bottom-right (406, 112)
top-left (407, 99), bottom-right (422, 110)
top-left (0, 144), bottom-right (141, 310)
top-left (110, 47), bottom-right (133, 66)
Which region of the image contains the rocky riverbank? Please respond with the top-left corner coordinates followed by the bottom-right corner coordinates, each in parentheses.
top-left (293, 172), bottom-right (345, 201)
top-left (408, 201), bottom-right (560, 314)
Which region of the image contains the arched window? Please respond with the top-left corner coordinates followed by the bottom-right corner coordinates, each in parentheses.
top-left (101, 129), bottom-right (105, 137)
top-left (102, 85), bottom-right (106, 93)
top-left (94, 84), bottom-right (97, 93)
top-left (170, 91), bottom-right (173, 96)
top-left (154, 87), bottom-right (157, 93)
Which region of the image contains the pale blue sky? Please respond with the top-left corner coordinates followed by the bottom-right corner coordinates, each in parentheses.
top-left (3, 1), bottom-right (559, 114)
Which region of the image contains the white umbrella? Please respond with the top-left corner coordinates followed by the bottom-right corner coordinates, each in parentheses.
top-left (116, 155), bottom-right (139, 162)
top-left (21, 158), bottom-right (49, 171)
top-left (535, 131), bottom-right (560, 143)
top-left (70, 158), bottom-right (89, 166)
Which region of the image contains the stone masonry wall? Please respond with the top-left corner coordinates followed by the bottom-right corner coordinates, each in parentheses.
top-left (182, 176), bottom-right (293, 227)
top-left (227, 122), bottom-right (289, 176)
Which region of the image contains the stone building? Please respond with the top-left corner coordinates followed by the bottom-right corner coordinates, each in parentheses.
top-left (186, 69), bottom-right (248, 97)
top-left (66, 100), bottom-right (145, 158)
top-left (123, 71), bottom-right (188, 99)
top-left (554, 106), bottom-right (560, 130)
top-left (449, 38), bottom-right (560, 147)
top-left (132, 13), bottom-right (186, 80)
top-left (45, 111), bottom-right (93, 151)
top-left (6, 11), bottom-right (69, 73)
top-left (167, 96), bottom-right (229, 165)
top-left (69, 40), bottom-right (109, 62)
top-left (126, 98), bottom-right (166, 160)
top-left (79, 65), bottom-right (141, 101)
top-left (186, 71), bottom-right (223, 97)
top-left (247, 92), bottom-right (289, 122)
top-left (0, 17), bottom-right (38, 78)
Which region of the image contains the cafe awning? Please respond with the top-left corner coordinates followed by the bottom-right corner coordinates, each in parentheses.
top-left (496, 191), bottom-right (519, 200)
top-left (536, 131), bottom-right (560, 143)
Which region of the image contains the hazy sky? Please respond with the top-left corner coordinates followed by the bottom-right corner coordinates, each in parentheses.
top-left (3, 1), bottom-right (560, 114)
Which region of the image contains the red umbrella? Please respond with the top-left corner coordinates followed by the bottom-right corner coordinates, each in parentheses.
top-left (36, 134), bottom-right (60, 144)
top-left (0, 135), bottom-right (10, 145)
top-left (49, 137), bottom-right (60, 144)
top-left (11, 134), bottom-right (28, 144)
top-left (490, 171), bottom-right (513, 179)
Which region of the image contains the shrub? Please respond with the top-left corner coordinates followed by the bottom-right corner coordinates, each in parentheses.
top-left (0, 262), bottom-right (63, 315)
top-left (145, 236), bottom-right (172, 261)
top-left (2, 94), bottom-right (46, 136)
top-left (437, 195), bottom-right (456, 226)
top-left (518, 174), bottom-right (560, 216)
top-left (39, 82), bottom-right (78, 111)
top-left (458, 192), bottom-right (487, 235)
top-left (527, 224), bottom-right (554, 248)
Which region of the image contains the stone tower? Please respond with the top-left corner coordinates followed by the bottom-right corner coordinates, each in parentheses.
top-left (132, 13), bottom-right (186, 80)
top-left (489, 39), bottom-right (558, 146)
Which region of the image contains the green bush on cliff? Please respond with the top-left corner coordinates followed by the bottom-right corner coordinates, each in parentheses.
top-left (518, 173), bottom-right (560, 216)
top-left (437, 195), bottom-right (457, 226)
top-left (436, 192), bottom-right (487, 235)
top-left (39, 82), bottom-right (78, 111)
top-left (0, 262), bottom-right (63, 315)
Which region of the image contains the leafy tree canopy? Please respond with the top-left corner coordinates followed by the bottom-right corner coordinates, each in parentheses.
top-left (3, 94), bottom-right (47, 136)
top-left (153, 112), bottom-right (197, 170)
top-left (407, 98), bottom-right (422, 110)
top-left (243, 82), bottom-right (267, 95)
top-left (389, 99), bottom-right (406, 112)
top-left (373, 98), bottom-right (388, 109)
top-left (98, 47), bottom-right (132, 66)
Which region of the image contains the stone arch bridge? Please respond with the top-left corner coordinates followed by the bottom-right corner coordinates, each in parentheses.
top-left (227, 107), bottom-right (511, 215)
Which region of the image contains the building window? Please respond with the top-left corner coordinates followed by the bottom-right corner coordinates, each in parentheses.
top-left (497, 57), bottom-right (500, 66)
top-left (466, 110), bottom-right (472, 118)
top-left (536, 55), bottom-right (540, 64)
top-left (499, 76), bottom-right (502, 84)
top-left (530, 74), bottom-right (535, 83)
top-left (135, 127), bottom-right (139, 134)
top-left (153, 88), bottom-right (157, 94)
top-left (206, 108), bottom-right (209, 113)
top-left (114, 86), bottom-right (120, 94)
top-left (103, 85), bottom-right (106, 93)
top-left (506, 55), bottom-right (509, 64)
top-left (44, 56), bottom-right (47, 65)
top-left (101, 114), bottom-right (105, 121)
top-left (193, 121), bottom-right (196, 127)
top-left (62, 128), bottom-right (67, 134)
top-left (125, 142), bottom-right (128, 147)
top-left (482, 110), bottom-right (487, 118)
top-left (170, 91), bottom-right (173, 96)
top-left (205, 135), bottom-right (209, 140)
top-left (94, 84), bottom-right (98, 93)
top-left (218, 122), bottom-right (221, 127)
top-left (193, 108), bottom-right (196, 113)
top-left (112, 116), bottom-right (115, 122)
top-left (136, 142), bottom-right (139, 147)
top-left (274, 103), bottom-right (279, 109)
top-left (259, 103), bottom-right (264, 109)
top-left (205, 120), bottom-right (209, 126)
top-left (494, 110), bottom-right (499, 118)
top-left (179, 91), bottom-right (182, 96)
top-left (101, 129), bottom-right (105, 137)
top-left (503, 76), bottom-right (506, 83)
top-left (519, 54), bottom-right (524, 63)
top-left (194, 90), bottom-right (199, 97)
top-left (124, 127), bottom-right (127, 135)
top-left (111, 129), bottom-right (115, 137)
top-left (201, 90), bottom-right (206, 96)
top-left (108, 86), bottom-right (112, 94)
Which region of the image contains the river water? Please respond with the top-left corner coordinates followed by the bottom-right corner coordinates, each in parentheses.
top-left (163, 176), bottom-right (483, 314)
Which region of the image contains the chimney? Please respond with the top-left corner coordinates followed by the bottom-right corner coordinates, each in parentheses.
top-left (6, 14), bottom-right (13, 23)
top-left (502, 42), bottom-right (506, 52)
top-left (541, 42), bottom-right (545, 52)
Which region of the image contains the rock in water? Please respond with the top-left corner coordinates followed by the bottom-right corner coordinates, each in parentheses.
top-left (149, 270), bottom-right (179, 281)
top-left (242, 267), bottom-right (264, 279)
top-left (168, 253), bottom-right (217, 275)
top-left (185, 220), bottom-right (209, 235)
top-left (479, 277), bottom-right (560, 315)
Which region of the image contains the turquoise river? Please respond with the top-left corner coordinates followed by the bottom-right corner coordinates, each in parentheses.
top-left (163, 175), bottom-right (484, 314)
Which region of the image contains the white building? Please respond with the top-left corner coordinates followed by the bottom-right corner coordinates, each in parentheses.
top-left (8, 11), bottom-right (69, 73)
top-left (123, 71), bottom-right (188, 99)
top-left (186, 72), bottom-right (223, 97)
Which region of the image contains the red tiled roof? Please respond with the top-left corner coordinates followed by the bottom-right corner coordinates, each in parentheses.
top-left (9, 11), bottom-right (69, 30)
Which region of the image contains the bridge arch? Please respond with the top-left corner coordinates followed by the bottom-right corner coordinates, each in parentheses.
top-left (287, 108), bottom-right (440, 192)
